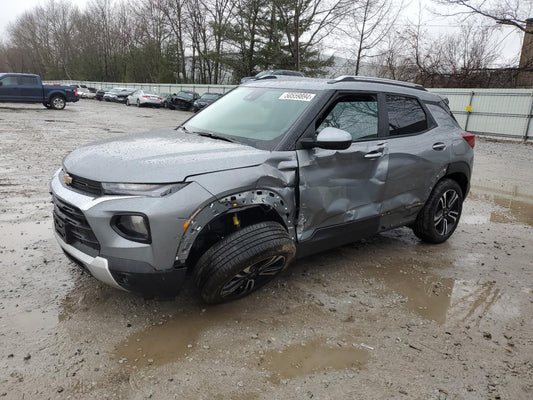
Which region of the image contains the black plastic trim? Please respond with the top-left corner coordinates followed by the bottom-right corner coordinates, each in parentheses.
top-left (107, 256), bottom-right (187, 297)
top-left (110, 213), bottom-right (152, 244)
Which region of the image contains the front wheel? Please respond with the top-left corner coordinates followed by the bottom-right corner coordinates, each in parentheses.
top-left (194, 221), bottom-right (296, 304)
top-left (136, 99), bottom-right (141, 107)
top-left (43, 102), bottom-right (52, 109)
top-left (412, 179), bottom-right (463, 244)
top-left (50, 95), bottom-right (66, 110)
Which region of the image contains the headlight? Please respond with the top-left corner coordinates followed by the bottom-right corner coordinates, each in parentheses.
top-left (102, 182), bottom-right (188, 197)
top-left (111, 214), bottom-right (151, 243)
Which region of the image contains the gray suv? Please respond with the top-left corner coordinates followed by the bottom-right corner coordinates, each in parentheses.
top-left (51, 76), bottom-right (474, 303)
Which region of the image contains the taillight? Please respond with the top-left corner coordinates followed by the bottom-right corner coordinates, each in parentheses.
top-left (74, 89), bottom-right (78, 96)
top-left (462, 132), bottom-right (475, 148)
top-left (157, 97), bottom-right (162, 100)
top-left (142, 95), bottom-right (150, 98)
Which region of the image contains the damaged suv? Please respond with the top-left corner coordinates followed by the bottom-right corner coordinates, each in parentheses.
top-left (51, 76), bottom-right (474, 303)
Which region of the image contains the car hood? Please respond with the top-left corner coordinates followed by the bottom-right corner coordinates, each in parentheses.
top-left (63, 128), bottom-right (269, 183)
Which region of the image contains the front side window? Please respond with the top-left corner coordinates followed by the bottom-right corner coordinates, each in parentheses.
top-left (184, 87), bottom-right (317, 150)
top-left (386, 95), bottom-right (428, 136)
top-left (0, 76), bottom-right (18, 86)
top-left (318, 95), bottom-right (378, 141)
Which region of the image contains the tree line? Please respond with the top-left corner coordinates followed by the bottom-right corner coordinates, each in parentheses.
top-left (0, 0), bottom-right (530, 86)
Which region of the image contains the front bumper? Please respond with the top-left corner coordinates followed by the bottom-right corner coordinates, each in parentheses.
top-left (50, 170), bottom-right (212, 296)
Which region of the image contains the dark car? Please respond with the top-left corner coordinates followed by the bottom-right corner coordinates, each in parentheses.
top-left (163, 90), bottom-right (200, 111)
top-left (51, 75), bottom-right (474, 303)
top-left (192, 92), bottom-right (223, 112)
top-left (113, 89), bottom-right (135, 104)
top-left (240, 69), bottom-right (305, 84)
top-left (95, 88), bottom-right (111, 101)
top-left (0, 73), bottom-right (79, 110)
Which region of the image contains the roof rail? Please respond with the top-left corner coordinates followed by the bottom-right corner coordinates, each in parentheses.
top-left (327, 75), bottom-right (427, 91)
top-left (257, 75), bottom-right (278, 80)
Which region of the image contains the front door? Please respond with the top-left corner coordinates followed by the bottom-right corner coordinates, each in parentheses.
top-left (296, 93), bottom-right (389, 255)
top-left (0, 75), bottom-right (19, 102)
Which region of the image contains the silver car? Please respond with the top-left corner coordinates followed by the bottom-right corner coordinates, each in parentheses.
top-left (51, 76), bottom-right (474, 303)
top-left (126, 90), bottom-right (163, 107)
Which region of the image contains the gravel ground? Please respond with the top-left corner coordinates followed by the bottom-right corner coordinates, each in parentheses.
top-left (0, 100), bottom-right (532, 400)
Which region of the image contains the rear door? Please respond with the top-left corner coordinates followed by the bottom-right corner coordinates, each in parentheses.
top-left (296, 92), bottom-right (389, 253)
top-left (17, 75), bottom-right (42, 102)
top-left (380, 94), bottom-right (451, 229)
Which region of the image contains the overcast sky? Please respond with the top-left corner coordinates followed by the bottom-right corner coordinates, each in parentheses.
top-left (0, 0), bottom-right (524, 67)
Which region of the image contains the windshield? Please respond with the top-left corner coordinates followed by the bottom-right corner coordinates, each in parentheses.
top-left (177, 91), bottom-right (194, 100)
top-left (200, 93), bottom-right (221, 100)
top-left (184, 86), bottom-right (317, 150)
top-left (255, 70), bottom-right (273, 78)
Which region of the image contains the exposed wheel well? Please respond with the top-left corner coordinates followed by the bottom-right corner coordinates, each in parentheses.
top-left (186, 205), bottom-right (287, 269)
top-left (444, 172), bottom-right (469, 197)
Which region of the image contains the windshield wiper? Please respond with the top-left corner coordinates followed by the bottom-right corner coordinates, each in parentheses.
top-left (196, 132), bottom-right (237, 143)
top-left (179, 125), bottom-right (237, 143)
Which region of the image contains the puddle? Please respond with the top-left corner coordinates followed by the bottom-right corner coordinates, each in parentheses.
top-left (470, 186), bottom-right (533, 226)
top-left (362, 262), bottom-right (454, 324)
top-left (361, 260), bottom-right (520, 325)
top-left (114, 304), bottom-right (241, 368)
top-left (260, 340), bottom-right (370, 383)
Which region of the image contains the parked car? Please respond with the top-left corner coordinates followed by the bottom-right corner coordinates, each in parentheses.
top-left (126, 90), bottom-right (163, 107)
top-left (0, 73), bottom-right (79, 110)
top-left (163, 90), bottom-right (200, 110)
top-left (95, 88), bottom-right (111, 101)
top-left (240, 69), bottom-right (305, 84)
top-left (50, 75), bottom-right (474, 303)
top-left (72, 84), bottom-right (97, 99)
top-left (103, 88), bottom-right (134, 103)
top-left (192, 92), bottom-right (223, 112)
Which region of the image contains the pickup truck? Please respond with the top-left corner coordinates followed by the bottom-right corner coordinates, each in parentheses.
top-left (0, 73), bottom-right (79, 110)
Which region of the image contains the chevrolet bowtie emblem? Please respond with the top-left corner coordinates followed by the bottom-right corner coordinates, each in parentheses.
top-left (64, 173), bottom-right (73, 185)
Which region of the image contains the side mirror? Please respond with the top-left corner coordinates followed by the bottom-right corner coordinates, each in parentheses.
top-left (301, 127), bottom-right (352, 150)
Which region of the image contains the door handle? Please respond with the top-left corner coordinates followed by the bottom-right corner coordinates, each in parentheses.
top-left (364, 151), bottom-right (383, 159)
top-left (432, 142), bottom-right (446, 151)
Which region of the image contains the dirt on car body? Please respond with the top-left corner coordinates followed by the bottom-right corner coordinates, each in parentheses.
top-left (0, 101), bottom-right (532, 399)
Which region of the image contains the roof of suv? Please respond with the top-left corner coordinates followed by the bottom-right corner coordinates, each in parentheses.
top-left (243, 75), bottom-right (440, 102)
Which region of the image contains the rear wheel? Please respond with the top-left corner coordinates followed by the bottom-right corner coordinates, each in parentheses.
top-left (136, 99), bottom-right (140, 107)
top-left (194, 221), bottom-right (295, 304)
top-left (50, 95), bottom-right (66, 110)
top-left (126, 99), bottom-right (130, 106)
top-left (412, 179), bottom-right (463, 244)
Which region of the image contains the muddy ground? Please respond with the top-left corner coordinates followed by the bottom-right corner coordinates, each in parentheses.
top-left (0, 100), bottom-right (532, 400)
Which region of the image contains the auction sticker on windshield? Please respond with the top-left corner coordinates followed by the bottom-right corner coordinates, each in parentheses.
top-left (279, 92), bottom-right (316, 102)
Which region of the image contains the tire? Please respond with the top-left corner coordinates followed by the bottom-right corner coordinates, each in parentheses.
top-left (136, 99), bottom-right (140, 107)
top-left (126, 99), bottom-right (130, 106)
top-left (194, 221), bottom-right (296, 304)
top-left (412, 178), bottom-right (463, 244)
top-left (50, 95), bottom-right (66, 110)
top-left (43, 102), bottom-right (52, 109)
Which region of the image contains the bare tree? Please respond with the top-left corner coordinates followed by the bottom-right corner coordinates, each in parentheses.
top-left (273, 0), bottom-right (349, 71)
top-left (434, 0), bottom-right (533, 33)
top-left (343, 0), bottom-right (403, 75)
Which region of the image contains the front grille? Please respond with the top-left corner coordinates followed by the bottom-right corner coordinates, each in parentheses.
top-left (53, 195), bottom-right (100, 257)
top-left (68, 173), bottom-right (102, 196)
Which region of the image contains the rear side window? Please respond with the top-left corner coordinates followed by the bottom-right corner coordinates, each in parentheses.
top-left (318, 95), bottom-right (378, 141)
top-left (18, 76), bottom-right (38, 86)
top-left (386, 95), bottom-right (428, 136)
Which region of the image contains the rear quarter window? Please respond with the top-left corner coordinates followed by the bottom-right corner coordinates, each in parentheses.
top-left (386, 95), bottom-right (428, 136)
top-left (426, 103), bottom-right (461, 130)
